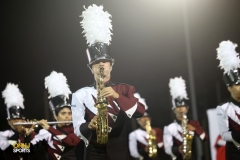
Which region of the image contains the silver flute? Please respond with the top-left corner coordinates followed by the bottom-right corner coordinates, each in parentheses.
top-left (13, 121), bottom-right (72, 126)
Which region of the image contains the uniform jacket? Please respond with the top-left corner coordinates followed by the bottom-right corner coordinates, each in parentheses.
top-left (0, 129), bottom-right (35, 160)
top-left (31, 125), bottom-right (80, 160)
top-left (163, 119), bottom-right (207, 160)
top-left (216, 98), bottom-right (240, 159)
top-left (71, 81), bottom-right (145, 146)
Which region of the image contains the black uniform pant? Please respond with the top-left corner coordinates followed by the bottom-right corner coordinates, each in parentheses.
top-left (84, 138), bottom-right (129, 160)
top-left (226, 142), bottom-right (240, 160)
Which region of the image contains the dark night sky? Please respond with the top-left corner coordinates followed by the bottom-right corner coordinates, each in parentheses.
top-left (1, 1), bottom-right (240, 158)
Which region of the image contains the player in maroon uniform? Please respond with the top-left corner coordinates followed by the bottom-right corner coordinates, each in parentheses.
top-left (129, 93), bottom-right (164, 160)
top-left (31, 71), bottom-right (81, 160)
top-left (72, 4), bottom-right (145, 160)
top-left (0, 83), bottom-right (35, 160)
top-left (164, 77), bottom-right (207, 160)
top-left (216, 40), bottom-right (240, 159)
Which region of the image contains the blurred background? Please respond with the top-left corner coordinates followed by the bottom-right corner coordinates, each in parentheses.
top-left (1, 0), bottom-right (240, 159)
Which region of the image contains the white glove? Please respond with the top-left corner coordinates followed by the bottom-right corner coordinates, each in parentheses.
top-left (138, 154), bottom-right (144, 160)
top-left (8, 140), bottom-right (17, 146)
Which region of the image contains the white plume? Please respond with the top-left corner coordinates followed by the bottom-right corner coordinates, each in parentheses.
top-left (2, 83), bottom-right (24, 109)
top-left (134, 93), bottom-right (148, 110)
top-left (44, 71), bottom-right (72, 99)
top-left (169, 77), bottom-right (188, 100)
top-left (216, 40), bottom-right (240, 74)
top-left (80, 4), bottom-right (113, 46)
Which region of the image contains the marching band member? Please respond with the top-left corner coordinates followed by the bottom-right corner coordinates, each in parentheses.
top-left (163, 77), bottom-right (207, 160)
top-left (30, 71), bottom-right (80, 160)
top-left (216, 40), bottom-right (240, 159)
top-left (71, 4), bottom-right (145, 160)
top-left (0, 83), bottom-right (34, 160)
top-left (129, 93), bottom-right (164, 160)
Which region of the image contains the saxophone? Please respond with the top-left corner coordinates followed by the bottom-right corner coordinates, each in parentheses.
top-left (145, 120), bottom-right (157, 158)
top-left (181, 114), bottom-right (193, 160)
top-left (94, 67), bottom-right (109, 144)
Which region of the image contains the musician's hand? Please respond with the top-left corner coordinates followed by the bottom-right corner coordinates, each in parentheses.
top-left (88, 116), bottom-right (98, 130)
top-left (138, 155), bottom-right (144, 160)
top-left (179, 145), bottom-right (184, 156)
top-left (25, 127), bottom-right (34, 136)
top-left (144, 146), bottom-right (149, 152)
top-left (24, 119), bottom-right (35, 136)
top-left (186, 124), bottom-right (196, 131)
top-left (150, 129), bottom-right (156, 136)
top-left (38, 119), bottom-right (50, 130)
top-left (101, 87), bottom-right (119, 99)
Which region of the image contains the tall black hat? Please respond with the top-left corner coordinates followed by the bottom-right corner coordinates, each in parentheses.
top-left (2, 83), bottom-right (26, 120)
top-left (217, 40), bottom-right (240, 86)
top-left (169, 77), bottom-right (189, 109)
top-left (49, 95), bottom-right (71, 115)
top-left (80, 4), bottom-right (114, 68)
top-left (45, 71), bottom-right (72, 116)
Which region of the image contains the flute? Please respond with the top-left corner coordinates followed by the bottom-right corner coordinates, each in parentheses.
top-left (13, 121), bottom-right (72, 126)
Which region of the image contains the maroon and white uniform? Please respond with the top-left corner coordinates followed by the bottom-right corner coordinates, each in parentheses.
top-left (216, 98), bottom-right (240, 159)
top-left (129, 128), bottom-right (163, 160)
top-left (71, 81), bottom-right (145, 159)
top-left (0, 129), bottom-right (35, 160)
top-left (163, 120), bottom-right (207, 160)
top-left (31, 125), bottom-right (80, 160)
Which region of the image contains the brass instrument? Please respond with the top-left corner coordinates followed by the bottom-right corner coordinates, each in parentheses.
top-left (94, 67), bottom-right (109, 144)
top-left (145, 120), bottom-right (157, 158)
top-left (181, 114), bottom-right (193, 160)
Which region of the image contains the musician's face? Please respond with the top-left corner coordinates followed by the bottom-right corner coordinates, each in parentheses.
top-left (55, 107), bottom-right (72, 127)
top-left (174, 106), bottom-right (188, 121)
top-left (228, 84), bottom-right (240, 102)
top-left (138, 116), bottom-right (151, 129)
top-left (8, 118), bottom-right (25, 133)
top-left (91, 60), bottom-right (112, 81)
